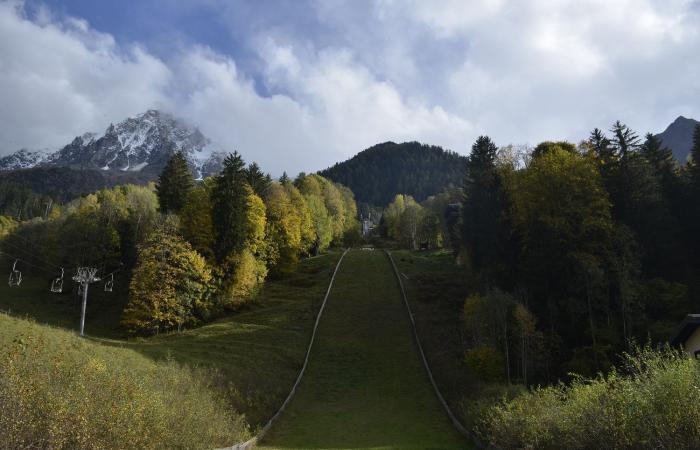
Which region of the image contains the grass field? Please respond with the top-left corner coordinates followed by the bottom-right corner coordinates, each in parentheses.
top-left (258, 249), bottom-right (469, 449)
top-left (390, 250), bottom-right (470, 418)
top-left (0, 252), bottom-right (342, 429)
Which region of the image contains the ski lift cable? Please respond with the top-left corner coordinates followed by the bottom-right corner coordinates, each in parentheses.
top-left (0, 240), bottom-right (64, 273)
top-left (97, 262), bottom-right (124, 279)
top-left (0, 251), bottom-right (61, 276)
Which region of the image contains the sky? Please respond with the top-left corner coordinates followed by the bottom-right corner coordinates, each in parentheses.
top-left (1, 0), bottom-right (699, 175)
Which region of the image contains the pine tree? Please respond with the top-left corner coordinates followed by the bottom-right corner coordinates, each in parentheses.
top-left (611, 121), bottom-right (641, 159)
top-left (461, 136), bottom-right (508, 280)
top-left (245, 162), bottom-right (272, 197)
top-left (589, 128), bottom-right (614, 162)
top-left (156, 152), bottom-right (194, 214)
top-left (211, 152), bottom-right (250, 262)
top-left (690, 124), bottom-right (700, 192)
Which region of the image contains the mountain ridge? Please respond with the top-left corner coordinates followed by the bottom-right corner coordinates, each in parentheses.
top-left (0, 110), bottom-right (227, 179)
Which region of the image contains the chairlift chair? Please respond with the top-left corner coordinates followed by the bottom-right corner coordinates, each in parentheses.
top-left (8, 260), bottom-right (21, 287)
top-left (104, 273), bottom-right (114, 292)
top-left (50, 267), bottom-right (64, 293)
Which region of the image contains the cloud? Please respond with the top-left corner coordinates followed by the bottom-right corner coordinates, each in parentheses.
top-left (0, 1), bottom-right (472, 175)
top-left (1, 0), bottom-right (700, 176)
top-left (0, 1), bottom-right (171, 150)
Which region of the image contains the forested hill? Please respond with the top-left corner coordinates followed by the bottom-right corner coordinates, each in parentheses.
top-left (319, 141), bottom-right (466, 206)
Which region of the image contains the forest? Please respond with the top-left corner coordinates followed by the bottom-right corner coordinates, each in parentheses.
top-left (453, 122), bottom-right (700, 382)
top-left (319, 141), bottom-right (466, 207)
top-left (0, 152), bottom-right (359, 335)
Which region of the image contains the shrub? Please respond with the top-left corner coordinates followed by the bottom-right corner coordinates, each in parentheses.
top-left (476, 347), bottom-right (700, 449)
top-left (0, 314), bottom-right (248, 449)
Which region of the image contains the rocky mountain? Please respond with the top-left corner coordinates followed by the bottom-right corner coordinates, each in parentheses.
top-left (655, 116), bottom-right (699, 163)
top-left (0, 149), bottom-right (51, 171)
top-left (0, 110), bottom-right (228, 179)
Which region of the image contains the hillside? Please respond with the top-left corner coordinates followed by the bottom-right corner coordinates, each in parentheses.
top-left (0, 313), bottom-right (247, 449)
top-left (655, 115), bottom-right (699, 163)
top-left (319, 141), bottom-right (466, 206)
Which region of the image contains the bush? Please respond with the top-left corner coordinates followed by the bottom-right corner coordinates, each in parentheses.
top-left (464, 345), bottom-right (505, 380)
top-left (0, 314), bottom-right (248, 449)
top-left (477, 347), bottom-right (700, 449)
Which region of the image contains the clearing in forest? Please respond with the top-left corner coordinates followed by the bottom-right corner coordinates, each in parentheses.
top-left (259, 249), bottom-right (469, 449)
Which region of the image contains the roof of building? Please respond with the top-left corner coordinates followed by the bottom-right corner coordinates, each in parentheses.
top-left (670, 314), bottom-right (700, 346)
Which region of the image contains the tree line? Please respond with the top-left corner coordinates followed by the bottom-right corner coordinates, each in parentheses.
top-left (455, 122), bottom-right (700, 383)
top-left (0, 151), bottom-right (359, 335)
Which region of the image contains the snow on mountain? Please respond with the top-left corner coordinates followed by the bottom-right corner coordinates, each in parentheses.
top-left (0, 148), bottom-right (53, 171)
top-left (0, 110), bottom-right (227, 178)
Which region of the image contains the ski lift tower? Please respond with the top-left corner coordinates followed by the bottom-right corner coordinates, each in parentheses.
top-left (72, 267), bottom-right (100, 337)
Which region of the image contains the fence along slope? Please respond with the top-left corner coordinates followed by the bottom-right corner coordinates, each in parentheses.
top-left (385, 250), bottom-right (484, 448)
top-left (219, 249), bottom-right (349, 450)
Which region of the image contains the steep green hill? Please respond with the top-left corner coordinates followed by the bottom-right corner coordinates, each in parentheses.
top-left (259, 250), bottom-right (468, 449)
top-left (319, 141), bottom-right (466, 206)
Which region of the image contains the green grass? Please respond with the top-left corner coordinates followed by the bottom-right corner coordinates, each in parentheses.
top-left (390, 250), bottom-right (473, 424)
top-left (258, 249), bottom-right (469, 449)
top-left (0, 253), bottom-right (342, 429)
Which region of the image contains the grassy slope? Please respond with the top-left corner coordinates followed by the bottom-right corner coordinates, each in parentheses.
top-left (0, 253), bottom-right (342, 429)
top-left (390, 250), bottom-right (471, 423)
top-left (0, 313), bottom-right (248, 449)
top-left (259, 250), bottom-right (469, 449)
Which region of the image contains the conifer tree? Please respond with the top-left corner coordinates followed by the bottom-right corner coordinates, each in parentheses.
top-left (690, 124), bottom-right (700, 193)
top-left (211, 152), bottom-right (249, 262)
top-left (462, 136), bottom-right (508, 279)
top-left (156, 152), bottom-right (194, 214)
top-left (245, 162), bottom-right (272, 197)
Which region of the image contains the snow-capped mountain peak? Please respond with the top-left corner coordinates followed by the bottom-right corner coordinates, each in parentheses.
top-left (0, 109), bottom-right (227, 178)
top-left (0, 148), bottom-right (53, 171)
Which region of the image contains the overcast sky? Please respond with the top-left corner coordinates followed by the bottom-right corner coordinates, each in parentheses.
top-left (1, 0), bottom-right (699, 175)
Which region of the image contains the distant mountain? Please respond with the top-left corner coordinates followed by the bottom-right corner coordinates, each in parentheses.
top-left (319, 141), bottom-right (466, 206)
top-left (0, 149), bottom-right (51, 171)
top-left (0, 110), bottom-right (228, 179)
top-left (655, 116), bottom-right (699, 163)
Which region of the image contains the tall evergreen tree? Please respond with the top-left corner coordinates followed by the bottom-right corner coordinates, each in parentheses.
top-left (611, 120), bottom-right (641, 159)
top-left (589, 128), bottom-right (614, 162)
top-left (244, 162), bottom-right (272, 198)
top-left (156, 152), bottom-right (194, 214)
top-left (462, 136), bottom-right (509, 283)
top-left (211, 152), bottom-right (250, 262)
top-left (690, 124), bottom-right (700, 192)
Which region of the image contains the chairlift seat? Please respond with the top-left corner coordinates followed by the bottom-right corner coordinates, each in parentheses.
top-left (50, 268), bottom-right (64, 293)
top-left (8, 260), bottom-right (21, 287)
top-left (104, 273), bottom-right (114, 292)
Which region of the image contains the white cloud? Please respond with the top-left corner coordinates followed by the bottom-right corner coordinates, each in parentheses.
top-left (0, 1), bottom-right (171, 150)
top-left (1, 0), bottom-right (700, 176)
top-left (0, 1), bottom-right (472, 175)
